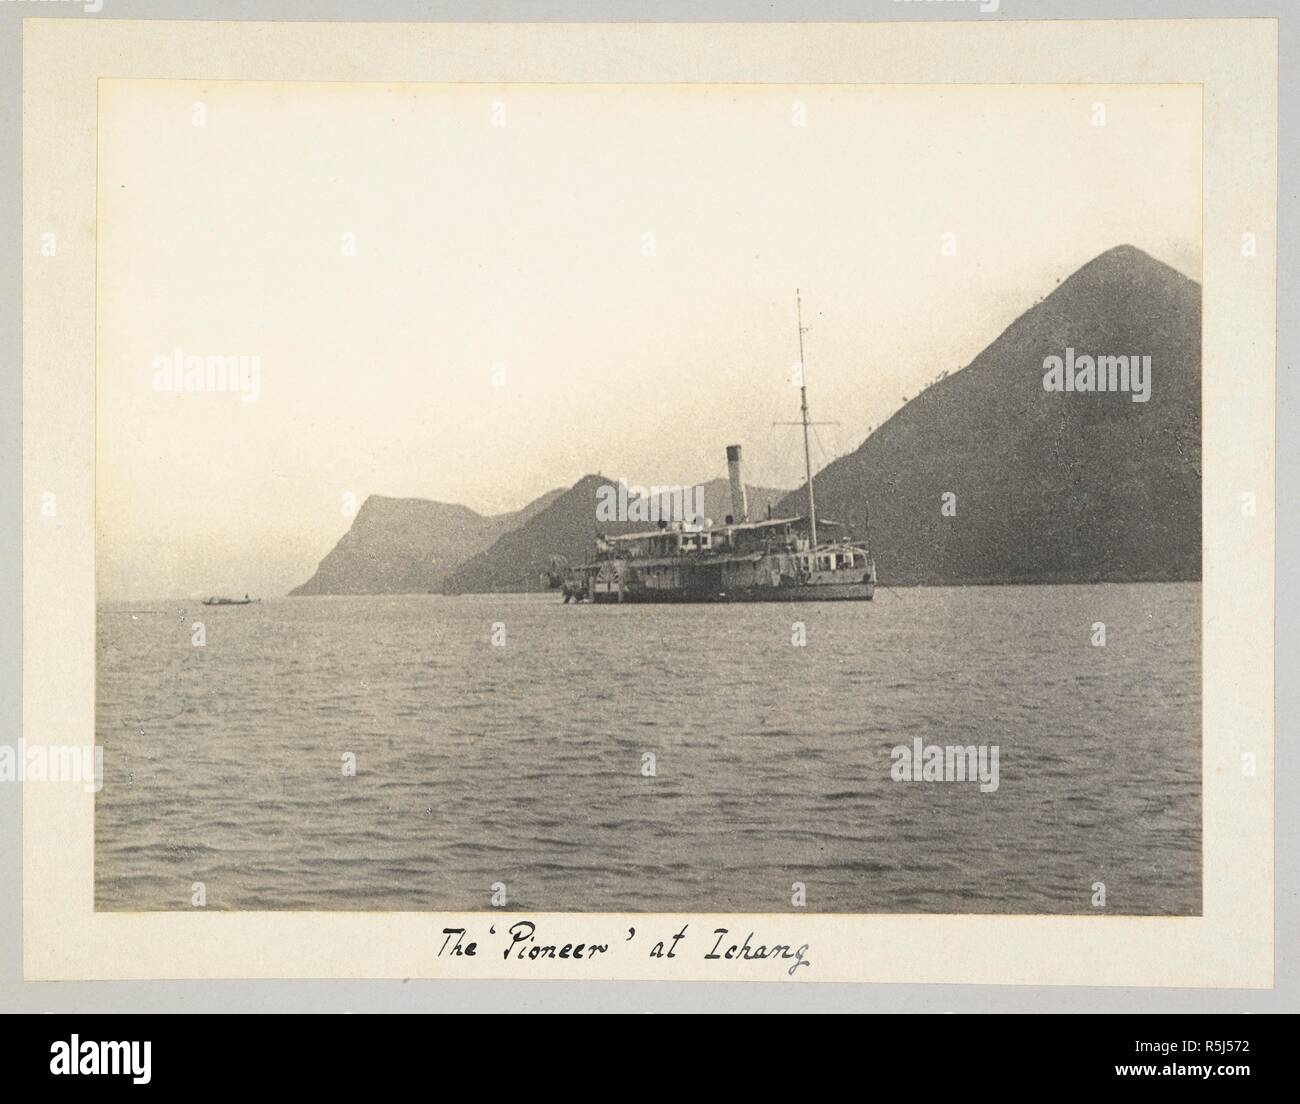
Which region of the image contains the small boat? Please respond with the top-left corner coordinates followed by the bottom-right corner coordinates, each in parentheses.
top-left (202, 595), bottom-right (260, 606)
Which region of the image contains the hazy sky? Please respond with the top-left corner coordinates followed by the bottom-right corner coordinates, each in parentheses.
top-left (97, 81), bottom-right (1200, 599)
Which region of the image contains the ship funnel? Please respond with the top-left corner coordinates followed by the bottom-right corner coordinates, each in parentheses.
top-left (725, 444), bottom-right (749, 523)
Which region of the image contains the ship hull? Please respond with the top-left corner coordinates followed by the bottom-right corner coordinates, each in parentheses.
top-left (587, 581), bottom-right (874, 603)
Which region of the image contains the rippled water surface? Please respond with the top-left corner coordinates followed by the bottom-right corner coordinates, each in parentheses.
top-left (96, 583), bottom-right (1200, 914)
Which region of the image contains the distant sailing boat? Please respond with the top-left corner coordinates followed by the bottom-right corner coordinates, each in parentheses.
top-left (552, 293), bottom-right (877, 603)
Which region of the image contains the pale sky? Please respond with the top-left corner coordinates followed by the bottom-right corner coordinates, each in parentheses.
top-left (96, 81), bottom-right (1200, 599)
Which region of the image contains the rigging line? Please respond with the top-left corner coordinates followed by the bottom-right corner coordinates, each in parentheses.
top-left (766, 415), bottom-right (797, 491)
top-left (810, 422), bottom-right (837, 477)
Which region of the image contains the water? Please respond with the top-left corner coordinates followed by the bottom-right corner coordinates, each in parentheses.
top-left (95, 583), bottom-right (1201, 914)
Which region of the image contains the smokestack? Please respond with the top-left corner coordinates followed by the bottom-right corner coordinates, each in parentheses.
top-left (725, 445), bottom-right (749, 524)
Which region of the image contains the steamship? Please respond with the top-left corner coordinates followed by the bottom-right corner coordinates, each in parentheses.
top-left (552, 293), bottom-right (877, 604)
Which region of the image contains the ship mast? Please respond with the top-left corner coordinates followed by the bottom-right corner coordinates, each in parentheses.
top-left (796, 289), bottom-right (818, 549)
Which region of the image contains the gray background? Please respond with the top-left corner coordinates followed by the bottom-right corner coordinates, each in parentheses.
top-left (1, 0), bottom-right (1294, 1013)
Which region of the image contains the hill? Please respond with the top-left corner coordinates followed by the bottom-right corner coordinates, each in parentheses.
top-left (774, 245), bottom-right (1201, 585)
top-left (289, 489), bottom-right (564, 596)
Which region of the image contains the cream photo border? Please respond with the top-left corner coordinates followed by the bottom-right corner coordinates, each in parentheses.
top-left (21, 17), bottom-right (1274, 983)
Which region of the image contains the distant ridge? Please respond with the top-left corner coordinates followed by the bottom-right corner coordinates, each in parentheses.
top-left (774, 244), bottom-right (1201, 585)
top-left (289, 488), bottom-right (564, 596)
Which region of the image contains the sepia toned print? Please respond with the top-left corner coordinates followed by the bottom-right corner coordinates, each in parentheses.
top-left (17, 14), bottom-right (1275, 988)
top-left (93, 80), bottom-right (1203, 916)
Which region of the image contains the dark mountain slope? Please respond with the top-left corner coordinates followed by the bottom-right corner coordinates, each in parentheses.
top-left (775, 245), bottom-right (1201, 585)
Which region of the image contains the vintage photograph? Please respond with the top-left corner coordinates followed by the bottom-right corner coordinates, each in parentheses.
top-left (93, 79), bottom-right (1202, 916)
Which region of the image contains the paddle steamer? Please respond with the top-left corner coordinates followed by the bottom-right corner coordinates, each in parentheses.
top-left (554, 293), bottom-right (876, 603)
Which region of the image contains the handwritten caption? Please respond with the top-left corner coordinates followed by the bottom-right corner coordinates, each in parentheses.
top-left (439, 921), bottom-right (811, 976)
